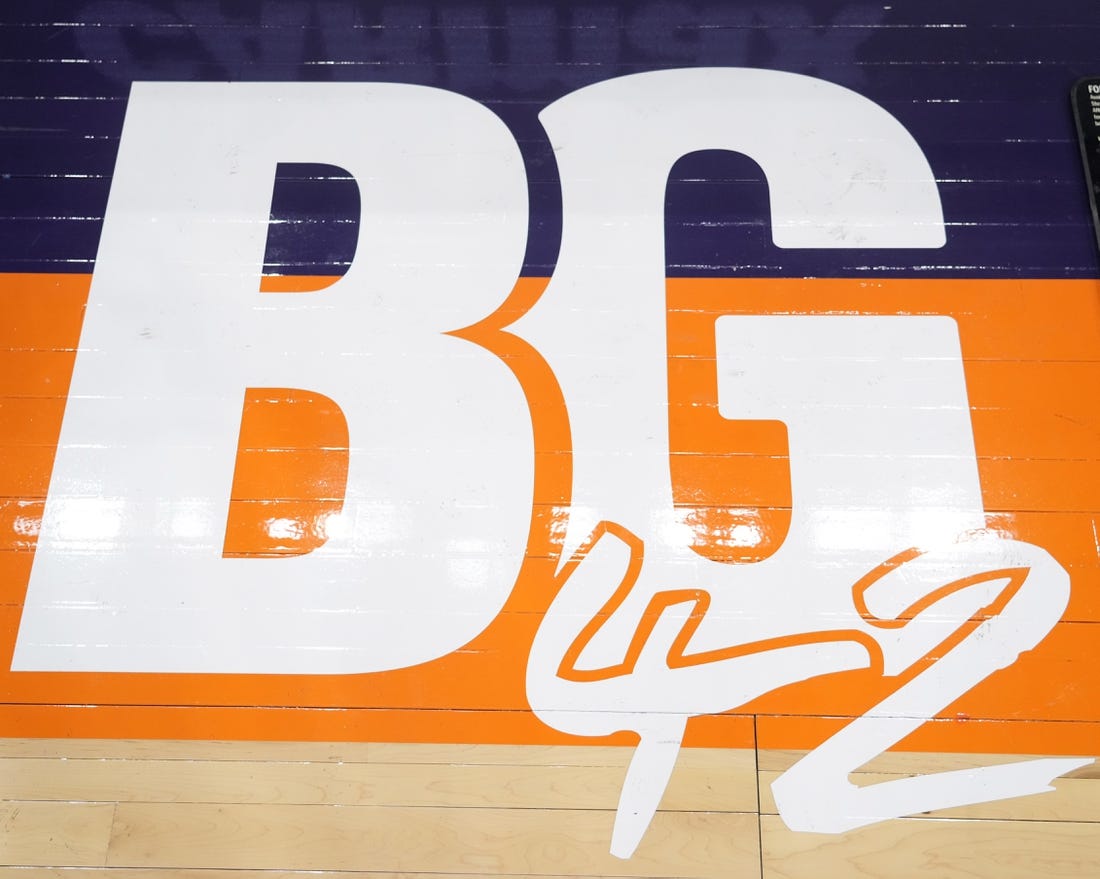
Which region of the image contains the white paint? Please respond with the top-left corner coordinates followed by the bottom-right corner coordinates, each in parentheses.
top-left (10, 71), bottom-right (1087, 853)
top-left (14, 82), bottom-right (533, 673)
top-left (772, 537), bottom-right (1091, 834)
top-left (519, 68), bottom-right (1084, 856)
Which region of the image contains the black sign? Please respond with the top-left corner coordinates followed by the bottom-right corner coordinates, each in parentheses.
top-left (1072, 77), bottom-right (1100, 254)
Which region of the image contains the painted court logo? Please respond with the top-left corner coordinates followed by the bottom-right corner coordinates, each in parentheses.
top-left (12, 69), bottom-right (1091, 856)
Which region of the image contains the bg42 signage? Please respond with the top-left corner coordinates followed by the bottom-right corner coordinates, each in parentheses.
top-left (12, 68), bottom-right (1092, 857)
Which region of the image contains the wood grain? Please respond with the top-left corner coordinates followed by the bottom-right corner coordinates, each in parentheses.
top-left (0, 872), bottom-right (615, 879)
top-left (757, 769), bottom-right (1100, 822)
top-left (757, 747), bottom-right (1100, 823)
top-left (2, 739), bottom-right (1096, 876)
top-left (0, 801), bottom-right (115, 867)
top-left (761, 814), bottom-right (1100, 879)
top-left (758, 748), bottom-right (1100, 775)
top-left (0, 750), bottom-right (755, 812)
top-left (105, 802), bottom-right (758, 877)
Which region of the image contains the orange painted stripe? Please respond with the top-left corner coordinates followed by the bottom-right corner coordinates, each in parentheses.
top-left (258, 274), bottom-right (343, 293)
top-left (0, 272), bottom-right (1096, 752)
top-left (0, 703), bottom-right (755, 749)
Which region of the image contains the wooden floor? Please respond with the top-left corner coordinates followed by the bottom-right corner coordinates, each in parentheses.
top-left (1, 738), bottom-right (1096, 878)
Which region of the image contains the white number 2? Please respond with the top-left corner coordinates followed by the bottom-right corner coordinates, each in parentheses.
top-left (520, 68), bottom-right (1086, 856)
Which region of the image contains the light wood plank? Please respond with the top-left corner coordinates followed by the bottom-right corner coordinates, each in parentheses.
top-left (762, 814), bottom-right (1100, 879)
top-left (0, 739), bottom-right (378, 762)
top-left (0, 739), bottom-right (613, 764)
top-left (0, 872), bottom-right (622, 879)
top-left (758, 748), bottom-right (1100, 775)
top-left (758, 769), bottom-right (1100, 822)
top-left (0, 801), bottom-right (114, 867)
top-left (364, 742), bottom-right (657, 766)
top-left (0, 751), bottom-right (755, 812)
top-left (5, 739), bottom-right (1098, 877)
top-left (106, 803), bottom-right (760, 877)
top-left (0, 738), bottom-right (728, 767)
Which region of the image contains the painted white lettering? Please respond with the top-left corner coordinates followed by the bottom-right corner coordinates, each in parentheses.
top-left (14, 82), bottom-right (532, 674)
top-left (518, 67), bottom-right (1085, 856)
